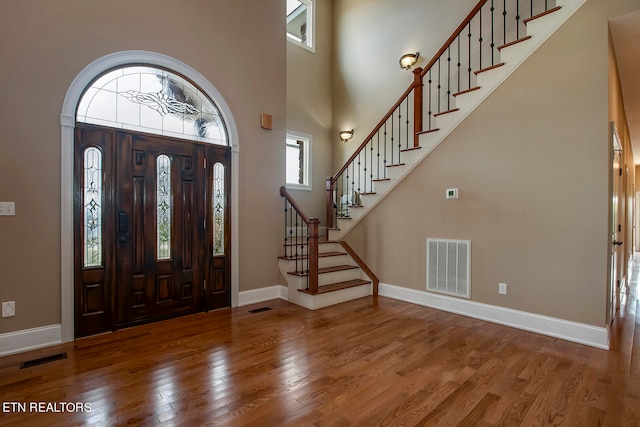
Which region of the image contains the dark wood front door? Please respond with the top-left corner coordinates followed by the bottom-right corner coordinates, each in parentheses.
top-left (74, 124), bottom-right (230, 337)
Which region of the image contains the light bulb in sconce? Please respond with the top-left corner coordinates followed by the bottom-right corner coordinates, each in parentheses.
top-left (339, 129), bottom-right (354, 142)
top-left (399, 52), bottom-right (420, 70)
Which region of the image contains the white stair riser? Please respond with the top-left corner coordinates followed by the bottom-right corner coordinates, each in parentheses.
top-left (319, 268), bottom-right (360, 285)
top-left (288, 284), bottom-right (372, 310)
top-left (318, 254), bottom-right (349, 268)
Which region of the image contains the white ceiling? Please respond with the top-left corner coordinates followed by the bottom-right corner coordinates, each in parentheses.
top-left (610, 9), bottom-right (640, 163)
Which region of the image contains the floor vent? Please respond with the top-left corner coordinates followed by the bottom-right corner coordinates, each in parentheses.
top-left (248, 307), bottom-right (272, 314)
top-left (20, 352), bottom-right (67, 369)
top-left (427, 238), bottom-right (471, 298)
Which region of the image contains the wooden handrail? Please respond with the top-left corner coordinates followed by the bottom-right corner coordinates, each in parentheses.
top-left (330, 78), bottom-right (421, 185)
top-left (420, 0), bottom-right (488, 78)
top-left (340, 241), bottom-right (379, 296)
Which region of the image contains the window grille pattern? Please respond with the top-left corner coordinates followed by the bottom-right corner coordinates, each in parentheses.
top-left (76, 66), bottom-right (228, 145)
top-left (157, 155), bottom-right (172, 260)
top-left (83, 147), bottom-right (103, 267)
top-left (213, 162), bottom-right (225, 256)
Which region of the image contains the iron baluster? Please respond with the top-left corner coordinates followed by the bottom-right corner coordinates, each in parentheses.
top-left (383, 122), bottom-right (388, 178)
top-left (468, 22), bottom-right (472, 89)
top-left (428, 69), bottom-right (433, 130)
top-left (447, 46), bottom-right (452, 111)
top-left (479, 8), bottom-right (483, 72)
top-left (491, 1), bottom-right (495, 66)
top-left (516, 0), bottom-right (521, 40)
top-left (503, 0), bottom-right (507, 46)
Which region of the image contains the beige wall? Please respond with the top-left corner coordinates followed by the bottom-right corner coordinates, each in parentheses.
top-left (344, 0), bottom-right (640, 327)
top-left (286, 0), bottom-right (334, 220)
top-left (0, 0), bottom-right (286, 334)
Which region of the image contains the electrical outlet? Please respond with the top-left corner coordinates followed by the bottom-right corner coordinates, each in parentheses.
top-left (498, 283), bottom-right (507, 295)
top-left (2, 301), bottom-right (15, 317)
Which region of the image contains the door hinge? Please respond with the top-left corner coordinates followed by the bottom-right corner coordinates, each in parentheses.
top-left (619, 168), bottom-right (623, 176)
top-left (203, 280), bottom-right (206, 291)
top-left (618, 224), bottom-right (622, 232)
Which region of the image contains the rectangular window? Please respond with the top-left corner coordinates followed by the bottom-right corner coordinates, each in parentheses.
top-left (286, 131), bottom-right (311, 190)
top-left (287, 0), bottom-right (314, 52)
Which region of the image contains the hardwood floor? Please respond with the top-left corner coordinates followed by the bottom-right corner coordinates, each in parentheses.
top-left (1, 267), bottom-right (638, 426)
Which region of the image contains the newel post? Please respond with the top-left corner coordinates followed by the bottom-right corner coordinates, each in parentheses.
top-left (325, 177), bottom-right (334, 234)
top-left (308, 217), bottom-right (320, 294)
top-left (413, 67), bottom-right (423, 147)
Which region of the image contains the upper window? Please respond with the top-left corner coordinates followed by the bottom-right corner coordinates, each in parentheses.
top-left (286, 131), bottom-right (311, 191)
top-left (76, 66), bottom-right (228, 145)
top-left (287, 0), bottom-right (314, 52)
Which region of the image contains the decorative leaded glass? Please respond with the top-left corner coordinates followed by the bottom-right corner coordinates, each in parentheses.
top-left (157, 155), bottom-right (172, 260)
top-left (213, 162), bottom-right (225, 256)
top-left (83, 147), bottom-right (103, 267)
top-left (76, 66), bottom-right (228, 145)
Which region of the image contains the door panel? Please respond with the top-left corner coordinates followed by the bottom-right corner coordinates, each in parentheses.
top-left (116, 132), bottom-right (205, 326)
top-left (74, 124), bottom-right (230, 337)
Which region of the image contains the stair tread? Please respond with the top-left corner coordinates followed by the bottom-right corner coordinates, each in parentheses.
top-left (497, 36), bottom-right (532, 51)
top-left (523, 6), bottom-right (561, 25)
top-left (474, 63), bottom-right (505, 75)
top-left (298, 279), bottom-right (371, 295)
top-left (279, 251), bottom-right (347, 260)
top-left (433, 108), bottom-right (460, 117)
top-left (416, 128), bottom-right (440, 135)
top-left (453, 87), bottom-right (480, 97)
top-left (401, 146), bottom-right (422, 152)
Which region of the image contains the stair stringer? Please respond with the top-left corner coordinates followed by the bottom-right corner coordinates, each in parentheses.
top-left (278, 242), bottom-right (373, 310)
top-left (329, 0), bottom-right (586, 241)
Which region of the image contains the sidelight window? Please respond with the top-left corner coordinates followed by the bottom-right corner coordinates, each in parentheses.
top-left (83, 147), bottom-right (103, 267)
top-left (157, 155), bottom-right (172, 260)
top-left (212, 162), bottom-right (225, 256)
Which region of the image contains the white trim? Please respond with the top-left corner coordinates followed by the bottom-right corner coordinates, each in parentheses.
top-left (61, 50), bottom-right (241, 343)
top-left (379, 283), bottom-right (609, 349)
top-left (238, 286), bottom-right (288, 307)
top-left (0, 325), bottom-right (62, 357)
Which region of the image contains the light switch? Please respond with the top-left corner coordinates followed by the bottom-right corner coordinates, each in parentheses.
top-left (0, 202), bottom-right (15, 216)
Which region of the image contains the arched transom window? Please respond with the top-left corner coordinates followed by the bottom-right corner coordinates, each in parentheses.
top-left (76, 65), bottom-right (228, 145)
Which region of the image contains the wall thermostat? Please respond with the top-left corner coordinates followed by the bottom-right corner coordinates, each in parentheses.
top-left (446, 188), bottom-right (458, 199)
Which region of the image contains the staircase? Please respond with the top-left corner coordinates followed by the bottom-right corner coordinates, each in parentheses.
top-left (278, 187), bottom-right (379, 310)
top-left (280, 0), bottom-right (585, 310)
top-left (326, 0), bottom-right (586, 241)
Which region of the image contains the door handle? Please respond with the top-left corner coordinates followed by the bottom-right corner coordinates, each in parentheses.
top-left (118, 212), bottom-right (129, 233)
top-left (613, 240), bottom-right (623, 246)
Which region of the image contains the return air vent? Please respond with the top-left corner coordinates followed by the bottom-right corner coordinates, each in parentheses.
top-left (427, 238), bottom-right (470, 298)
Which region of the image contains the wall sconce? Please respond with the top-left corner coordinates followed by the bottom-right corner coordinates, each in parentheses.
top-left (339, 129), bottom-right (354, 142)
top-left (399, 52), bottom-right (420, 70)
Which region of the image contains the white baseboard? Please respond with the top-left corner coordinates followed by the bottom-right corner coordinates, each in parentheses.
top-left (379, 283), bottom-right (609, 349)
top-left (0, 324), bottom-right (62, 357)
top-left (238, 285), bottom-right (288, 307)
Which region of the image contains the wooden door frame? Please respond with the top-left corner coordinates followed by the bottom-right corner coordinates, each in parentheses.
top-left (61, 51), bottom-right (240, 343)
